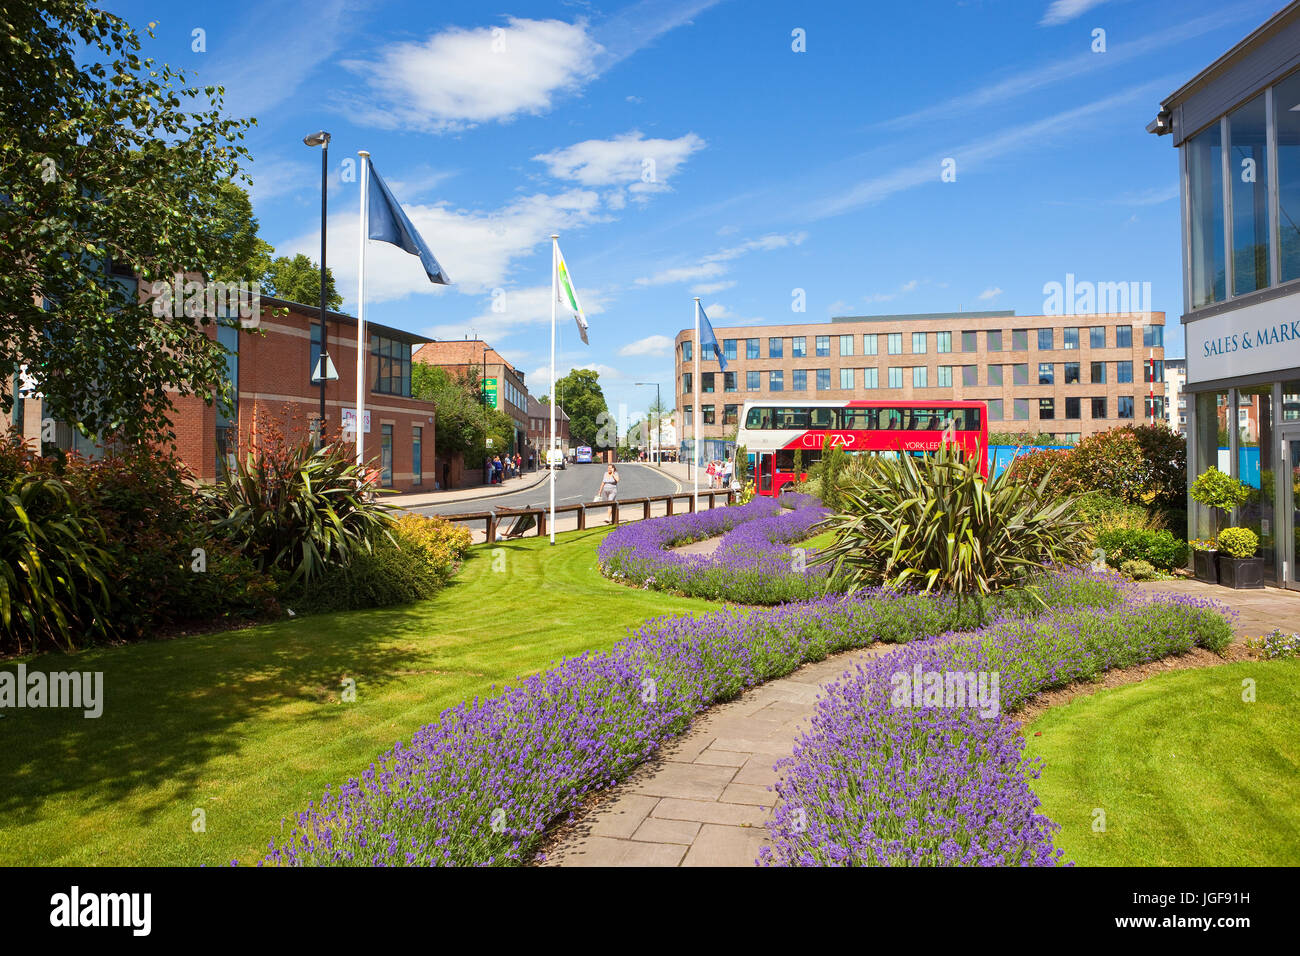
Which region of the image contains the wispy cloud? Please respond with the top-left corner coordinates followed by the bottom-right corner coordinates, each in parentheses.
top-left (978, 286), bottom-right (1003, 300)
top-left (1039, 0), bottom-right (1112, 27)
top-left (533, 130), bottom-right (705, 202)
top-left (618, 334), bottom-right (674, 356)
top-left (634, 232), bottom-right (807, 286)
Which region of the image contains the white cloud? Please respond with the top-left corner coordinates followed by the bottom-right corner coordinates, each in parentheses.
top-left (533, 131), bottom-right (705, 201)
top-left (978, 287), bottom-right (1003, 300)
top-left (342, 18), bottom-right (602, 132)
top-left (529, 362), bottom-right (622, 388)
top-left (692, 280), bottom-right (736, 295)
top-left (634, 232), bottom-right (808, 286)
top-left (618, 334), bottom-right (674, 356)
top-left (863, 279), bottom-right (926, 304)
top-left (1040, 0), bottom-right (1110, 26)
top-left (636, 262), bottom-right (728, 286)
top-left (424, 283), bottom-right (608, 343)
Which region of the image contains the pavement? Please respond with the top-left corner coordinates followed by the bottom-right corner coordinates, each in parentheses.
top-left (544, 577), bottom-right (1300, 867)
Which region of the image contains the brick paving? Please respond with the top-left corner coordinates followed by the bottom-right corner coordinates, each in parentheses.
top-left (544, 578), bottom-right (1300, 868)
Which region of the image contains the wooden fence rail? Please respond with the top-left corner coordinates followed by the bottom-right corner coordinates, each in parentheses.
top-left (445, 489), bottom-right (736, 543)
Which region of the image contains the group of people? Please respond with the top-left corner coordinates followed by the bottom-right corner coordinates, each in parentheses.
top-left (488, 453), bottom-right (524, 484)
top-left (704, 458), bottom-right (734, 489)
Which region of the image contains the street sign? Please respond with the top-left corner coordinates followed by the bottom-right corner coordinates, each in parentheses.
top-left (341, 408), bottom-right (371, 434)
top-left (482, 377), bottom-right (498, 408)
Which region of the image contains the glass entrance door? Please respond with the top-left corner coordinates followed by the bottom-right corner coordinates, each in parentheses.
top-left (1284, 430), bottom-right (1300, 588)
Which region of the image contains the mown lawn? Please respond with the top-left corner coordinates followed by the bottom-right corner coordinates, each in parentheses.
top-left (0, 527), bottom-right (720, 867)
top-left (1026, 658), bottom-right (1300, 866)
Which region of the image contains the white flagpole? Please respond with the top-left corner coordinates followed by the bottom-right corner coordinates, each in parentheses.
top-left (693, 296), bottom-right (700, 512)
top-left (356, 151), bottom-right (370, 482)
top-left (550, 234), bottom-right (559, 545)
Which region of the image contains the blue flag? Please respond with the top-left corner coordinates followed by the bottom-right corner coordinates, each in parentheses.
top-left (698, 304), bottom-right (726, 371)
top-left (367, 160), bottom-right (451, 285)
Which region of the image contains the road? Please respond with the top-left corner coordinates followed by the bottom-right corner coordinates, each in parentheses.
top-left (408, 462), bottom-right (683, 517)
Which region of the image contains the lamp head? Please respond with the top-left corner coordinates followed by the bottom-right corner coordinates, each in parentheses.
top-left (303, 130), bottom-right (331, 147)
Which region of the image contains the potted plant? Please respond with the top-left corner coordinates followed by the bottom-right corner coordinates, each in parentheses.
top-left (1217, 526), bottom-right (1265, 589)
top-left (1188, 468), bottom-right (1249, 583)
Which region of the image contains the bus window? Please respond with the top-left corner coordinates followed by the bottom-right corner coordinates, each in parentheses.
top-left (775, 449), bottom-right (820, 471)
top-left (809, 407), bottom-right (835, 428)
top-left (776, 407), bottom-right (810, 428)
top-left (745, 407), bottom-right (775, 429)
top-left (924, 412), bottom-right (941, 431)
top-left (840, 408), bottom-right (873, 429)
top-left (880, 408), bottom-right (902, 429)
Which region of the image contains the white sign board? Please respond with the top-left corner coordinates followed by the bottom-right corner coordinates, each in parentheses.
top-left (341, 409), bottom-right (371, 435)
top-left (1186, 295), bottom-right (1300, 384)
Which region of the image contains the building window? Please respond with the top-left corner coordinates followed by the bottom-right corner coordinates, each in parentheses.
top-left (1012, 364), bottom-right (1029, 386)
top-left (370, 334), bottom-right (412, 396)
top-left (1278, 72), bottom-right (1300, 282)
top-left (723, 339), bottom-right (737, 362)
top-left (703, 405), bottom-right (716, 425)
top-left (1089, 326), bottom-right (1106, 349)
top-left (702, 372), bottom-right (715, 392)
top-left (769, 370), bottom-right (784, 391)
top-left (816, 368), bottom-right (831, 390)
top-left (684, 405), bottom-right (693, 426)
top-left (1012, 328), bottom-right (1028, 351)
top-left (961, 330), bottom-right (977, 352)
top-left (863, 367), bottom-right (878, 389)
top-left (723, 404), bottom-right (739, 426)
top-left (682, 341), bottom-right (692, 362)
top-left (936, 331), bottom-right (952, 353)
top-left (769, 337), bottom-right (783, 358)
top-left (1118, 395), bottom-right (1135, 419)
top-left (1187, 120), bottom-right (1226, 307)
top-left (911, 332), bottom-right (927, 354)
top-left (412, 426), bottom-right (422, 486)
top-left (683, 372), bottom-right (692, 394)
top-left (1039, 398), bottom-right (1055, 420)
top-left (1092, 397), bottom-right (1107, 419)
top-left (1144, 359), bottom-right (1165, 383)
top-left (724, 371), bottom-right (737, 392)
top-left (987, 398), bottom-right (1003, 421)
top-left (1117, 361), bottom-right (1133, 383)
top-left (792, 336), bottom-right (807, 358)
top-left (1116, 324), bottom-right (1132, 348)
top-left (988, 365), bottom-right (1003, 387)
top-left (887, 333), bottom-right (903, 355)
top-left (912, 366), bottom-right (927, 388)
top-left (962, 365), bottom-right (977, 387)
top-left (987, 330), bottom-right (1002, 351)
top-left (863, 333), bottom-right (878, 355)
top-left (1143, 324), bottom-right (1164, 348)
top-left (380, 424), bottom-right (393, 487)
top-left (1063, 327), bottom-right (1079, 350)
top-left (1145, 397), bottom-right (1165, 420)
top-left (839, 368), bottom-right (854, 389)
top-left (1013, 398), bottom-right (1029, 421)
top-left (746, 337), bottom-right (760, 360)
top-left (1064, 361), bottom-right (1080, 385)
top-left (888, 367), bottom-right (904, 389)
top-left (746, 370), bottom-right (760, 390)
top-left (792, 369), bottom-right (807, 391)
top-left (839, 334), bottom-right (853, 357)
top-left (1231, 94), bottom-right (1270, 295)
top-left (1065, 397), bottom-right (1081, 419)
top-left (1038, 362), bottom-right (1054, 385)
top-left (936, 365), bottom-right (952, 388)
top-left (1090, 361), bottom-right (1106, 384)
top-left (815, 335), bottom-right (830, 357)
top-left (1037, 328), bottom-right (1053, 350)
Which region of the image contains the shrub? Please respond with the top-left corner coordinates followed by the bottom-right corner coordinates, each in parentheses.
top-left (391, 514), bottom-right (472, 585)
top-left (0, 473), bottom-right (114, 655)
top-left (1119, 558), bottom-right (1157, 581)
top-left (816, 444), bottom-right (1087, 600)
top-left (207, 437), bottom-right (395, 587)
top-left (1189, 468), bottom-right (1249, 539)
top-left (1217, 526), bottom-right (1259, 559)
top-left (1006, 426), bottom-right (1184, 507)
top-left (1094, 527), bottom-right (1188, 571)
top-left (1129, 424), bottom-right (1187, 509)
top-left (1074, 491), bottom-right (1165, 540)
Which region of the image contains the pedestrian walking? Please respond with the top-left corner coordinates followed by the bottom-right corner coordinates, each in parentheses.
top-left (595, 463), bottom-right (620, 522)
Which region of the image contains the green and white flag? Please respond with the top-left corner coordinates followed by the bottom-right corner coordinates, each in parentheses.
top-left (555, 243), bottom-right (589, 344)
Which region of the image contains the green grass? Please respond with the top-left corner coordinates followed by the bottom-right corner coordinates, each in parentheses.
top-left (1026, 658), bottom-right (1300, 866)
top-left (797, 529), bottom-right (837, 550)
top-left (0, 527), bottom-right (720, 867)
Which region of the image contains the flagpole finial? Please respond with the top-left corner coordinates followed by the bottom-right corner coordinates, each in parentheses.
top-left (551, 233), bottom-right (559, 239)
top-left (694, 296), bottom-right (701, 301)
top-left (358, 150), bottom-right (370, 157)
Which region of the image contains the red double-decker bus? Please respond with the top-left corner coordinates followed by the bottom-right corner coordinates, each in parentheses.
top-left (735, 399), bottom-right (988, 497)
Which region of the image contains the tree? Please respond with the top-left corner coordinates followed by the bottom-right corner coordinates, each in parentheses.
top-left (209, 180), bottom-right (274, 285)
top-left (411, 363), bottom-right (512, 471)
top-left (1, 1), bottom-right (256, 442)
top-left (553, 368), bottom-right (610, 448)
top-left (263, 253), bottom-right (342, 311)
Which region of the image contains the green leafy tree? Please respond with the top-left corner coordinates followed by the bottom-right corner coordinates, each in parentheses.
top-left (209, 180), bottom-right (274, 285)
top-left (411, 363), bottom-right (511, 470)
top-left (263, 253), bottom-right (342, 311)
top-left (1, 1), bottom-right (255, 441)
top-left (554, 368), bottom-right (610, 448)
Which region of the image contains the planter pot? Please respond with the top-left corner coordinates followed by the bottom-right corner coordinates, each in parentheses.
top-left (1217, 555), bottom-right (1265, 589)
top-left (1193, 549), bottom-right (1220, 584)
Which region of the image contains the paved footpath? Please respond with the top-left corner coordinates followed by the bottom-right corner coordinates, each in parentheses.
top-left (542, 643), bottom-right (894, 867)
top-left (544, 578), bottom-right (1300, 867)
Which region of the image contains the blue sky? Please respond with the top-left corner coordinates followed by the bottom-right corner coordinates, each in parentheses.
top-left (115, 0), bottom-right (1283, 419)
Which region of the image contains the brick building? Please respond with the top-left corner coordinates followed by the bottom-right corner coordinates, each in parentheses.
top-left (413, 339), bottom-right (529, 454)
top-left (526, 394), bottom-right (570, 463)
top-left (16, 295), bottom-right (440, 493)
top-left (674, 311), bottom-right (1167, 444)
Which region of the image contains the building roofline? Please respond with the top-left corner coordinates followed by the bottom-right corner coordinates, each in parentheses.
top-left (261, 295), bottom-right (434, 345)
top-left (1159, 0), bottom-right (1300, 110)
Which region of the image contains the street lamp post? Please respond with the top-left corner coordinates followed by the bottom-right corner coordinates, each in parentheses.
top-left (304, 130), bottom-right (332, 446)
top-left (634, 381), bottom-right (662, 467)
